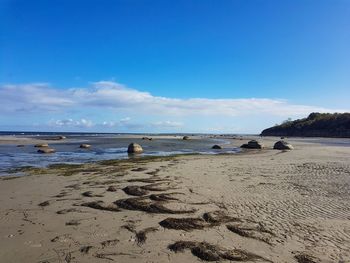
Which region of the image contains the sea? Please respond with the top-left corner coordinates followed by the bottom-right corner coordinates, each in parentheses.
top-left (0, 132), bottom-right (239, 175)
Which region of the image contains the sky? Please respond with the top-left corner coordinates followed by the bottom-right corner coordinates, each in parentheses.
top-left (0, 0), bottom-right (349, 133)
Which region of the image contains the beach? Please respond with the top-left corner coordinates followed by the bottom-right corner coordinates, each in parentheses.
top-left (0, 137), bottom-right (349, 263)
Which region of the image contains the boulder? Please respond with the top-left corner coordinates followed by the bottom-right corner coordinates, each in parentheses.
top-left (183, 136), bottom-right (190, 140)
top-left (38, 148), bottom-right (55, 154)
top-left (240, 140), bottom-right (264, 149)
top-left (80, 144), bottom-right (91, 148)
top-left (273, 140), bottom-right (293, 150)
top-left (127, 143), bottom-right (143, 154)
top-left (212, 145), bottom-right (223, 149)
top-left (34, 143), bottom-right (49, 147)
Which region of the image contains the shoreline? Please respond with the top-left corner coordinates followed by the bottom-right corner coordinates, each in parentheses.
top-left (0, 138), bottom-right (349, 262)
top-left (2, 135), bottom-right (349, 177)
top-left (0, 134), bottom-right (239, 176)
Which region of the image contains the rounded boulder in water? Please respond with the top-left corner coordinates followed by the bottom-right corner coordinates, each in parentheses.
top-left (38, 148), bottom-right (56, 154)
top-left (212, 145), bottom-right (222, 149)
top-left (127, 143), bottom-right (143, 154)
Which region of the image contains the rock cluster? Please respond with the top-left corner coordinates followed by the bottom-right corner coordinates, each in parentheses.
top-left (240, 140), bottom-right (264, 149)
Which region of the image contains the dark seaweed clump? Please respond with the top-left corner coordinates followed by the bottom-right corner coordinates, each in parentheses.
top-left (159, 218), bottom-right (209, 231)
top-left (159, 211), bottom-right (240, 231)
top-left (122, 185), bottom-right (149, 196)
top-left (295, 253), bottom-right (320, 263)
top-left (168, 241), bottom-right (268, 262)
top-left (115, 196), bottom-right (195, 214)
top-left (81, 201), bottom-right (121, 212)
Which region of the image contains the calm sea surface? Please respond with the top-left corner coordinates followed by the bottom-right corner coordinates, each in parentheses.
top-left (0, 132), bottom-right (239, 175)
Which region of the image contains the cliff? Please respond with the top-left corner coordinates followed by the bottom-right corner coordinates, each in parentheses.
top-left (260, 112), bottom-right (350, 138)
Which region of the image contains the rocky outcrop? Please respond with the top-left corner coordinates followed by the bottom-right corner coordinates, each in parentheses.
top-left (240, 140), bottom-right (264, 149)
top-left (127, 143), bottom-right (143, 154)
top-left (273, 140), bottom-right (294, 150)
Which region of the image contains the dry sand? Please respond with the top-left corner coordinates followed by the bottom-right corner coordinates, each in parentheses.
top-left (0, 138), bottom-right (349, 263)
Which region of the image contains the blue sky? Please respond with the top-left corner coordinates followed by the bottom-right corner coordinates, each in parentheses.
top-left (0, 0), bottom-right (349, 133)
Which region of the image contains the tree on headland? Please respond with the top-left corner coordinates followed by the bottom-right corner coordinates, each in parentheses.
top-left (261, 112), bottom-right (350, 138)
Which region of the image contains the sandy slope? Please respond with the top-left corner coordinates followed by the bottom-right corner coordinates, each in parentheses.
top-left (0, 138), bottom-right (349, 263)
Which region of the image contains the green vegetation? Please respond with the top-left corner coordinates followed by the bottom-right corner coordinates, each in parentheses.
top-left (261, 112), bottom-right (350, 138)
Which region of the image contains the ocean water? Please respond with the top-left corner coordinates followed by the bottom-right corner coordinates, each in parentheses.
top-left (0, 132), bottom-right (239, 175)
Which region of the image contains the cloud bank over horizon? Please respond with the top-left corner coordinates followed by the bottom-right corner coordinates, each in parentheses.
top-left (0, 81), bottom-right (347, 133)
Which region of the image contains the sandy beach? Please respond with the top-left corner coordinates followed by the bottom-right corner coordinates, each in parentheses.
top-left (0, 137), bottom-right (349, 263)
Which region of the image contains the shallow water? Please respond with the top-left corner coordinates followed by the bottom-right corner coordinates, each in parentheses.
top-left (0, 133), bottom-right (238, 175)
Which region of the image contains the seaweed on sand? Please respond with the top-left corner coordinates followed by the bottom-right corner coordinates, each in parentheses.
top-left (101, 239), bottom-right (119, 248)
top-left (122, 183), bottom-right (176, 196)
top-left (122, 185), bottom-right (149, 196)
top-left (65, 183), bottom-right (80, 190)
top-left (122, 223), bottom-right (158, 245)
top-left (141, 182), bottom-right (176, 191)
top-left (81, 200), bottom-right (121, 212)
top-left (54, 191), bottom-right (68, 198)
top-left (226, 222), bottom-right (275, 244)
top-left (159, 217), bottom-right (209, 231)
top-left (38, 201), bottom-right (50, 207)
top-left (202, 211), bottom-right (241, 225)
top-left (149, 192), bottom-right (183, 201)
top-left (65, 219), bottom-right (80, 226)
top-left (135, 227), bottom-right (158, 245)
top-left (168, 241), bottom-right (269, 262)
top-left (80, 245), bottom-right (93, 254)
top-left (106, 186), bottom-right (117, 192)
top-left (131, 167), bottom-right (148, 172)
top-left (81, 191), bottom-right (104, 197)
top-left (127, 177), bottom-right (170, 183)
top-left (56, 208), bottom-right (81, 214)
top-left (226, 224), bottom-right (256, 240)
top-left (295, 253), bottom-right (320, 263)
top-left (159, 211), bottom-right (241, 231)
top-left (94, 252), bottom-right (118, 261)
top-left (115, 196), bottom-right (195, 214)
top-left (146, 169), bottom-right (161, 176)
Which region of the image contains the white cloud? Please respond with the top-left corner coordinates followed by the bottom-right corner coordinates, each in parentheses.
top-left (101, 117), bottom-right (131, 128)
top-left (1, 81), bottom-right (345, 118)
top-left (150, 121), bottom-right (184, 128)
top-left (0, 83), bottom-right (74, 112)
top-left (49, 118), bottom-right (94, 128)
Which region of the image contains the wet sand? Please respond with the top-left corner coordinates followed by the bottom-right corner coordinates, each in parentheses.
top-left (0, 136), bottom-right (63, 145)
top-left (0, 137), bottom-right (349, 263)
